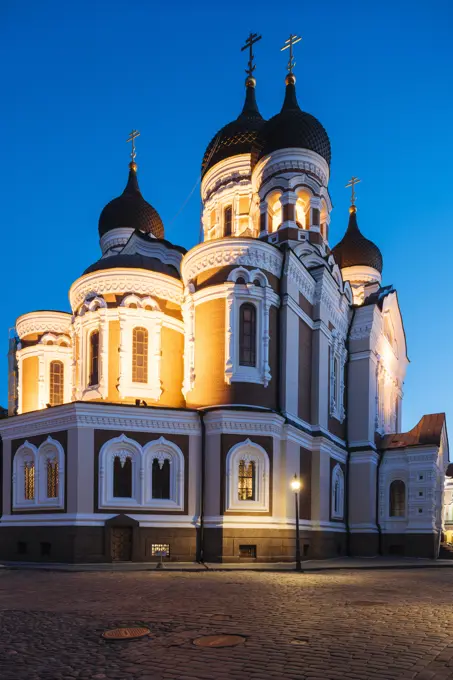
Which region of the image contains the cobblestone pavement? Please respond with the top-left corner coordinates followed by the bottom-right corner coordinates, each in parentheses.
top-left (1, 568), bottom-right (453, 680)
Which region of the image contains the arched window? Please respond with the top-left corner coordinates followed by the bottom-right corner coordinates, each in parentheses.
top-left (224, 205), bottom-right (233, 237)
top-left (332, 358), bottom-right (339, 408)
top-left (295, 190), bottom-right (311, 229)
top-left (49, 360), bottom-right (64, 406)
top-left (46, 458), bottom-right (59, 498)
top-left (238, 460), bottom-right (256, 501)
top-left (24, 461), bottom-right (35, 500)
top-left (152, 458), bottom-right (171, 499)
top-left (132, 327), bottom-right (148, 383)
top-left (89, 330), bottom-right (99, 386)
top-left (239, 303), bottom-right (256, 367)
top-left (113, 455), bottom-right (133, 498)
top-left (331, 464), bottom-right (344, 519)
top-left (267, 192), bottom-right (282, 232)
top-left (225, 439), bottom-right (270, 512)
top-left (389, 480), bottom-right (406, 517)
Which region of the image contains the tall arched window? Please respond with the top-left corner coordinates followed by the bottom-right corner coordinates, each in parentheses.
top-left (389, 480), bottom-right (406, 517)
top-left (89, 330), bottom-right (99, 386)
top-left (24, 461), bottom-right (35, 501)
top-left (224, 205), bottom-right (233, 237)
top-left (239, 303), bottom-right (256, 367)
top-left (238, 460), bottom-right (256, 501)
top-left (152, 458), bottom-right (170, 499)
top-left (49, 360), bottom-right (64, 406)
top-left (332, 358), bottom-right (339, 409)
top-left (331, 463), bottom-right (344, 519)
top-left (113, 455), bottom-right (132, 498)
top-left (46, 459), bottom-right (59, 498)
top-left (132, 327), bottom-right (148, 383)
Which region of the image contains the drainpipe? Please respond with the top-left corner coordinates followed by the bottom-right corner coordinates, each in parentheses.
top-left (376, 449), bottom-right (385, 555)
top-left (197, 409), bottom-right (206, 563)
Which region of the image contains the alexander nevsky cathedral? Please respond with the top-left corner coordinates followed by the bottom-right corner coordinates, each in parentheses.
top-left (0, 35), bottom-right (449, 563)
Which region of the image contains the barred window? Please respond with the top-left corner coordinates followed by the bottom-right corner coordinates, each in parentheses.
top-left (24, 461), bottom-right (35, 500)
top-left (46, 459), bottom-right (59, 498)
top-left (389, 480), bottom-right (406, 517)
top-left (238, 460), bottom-right (255, 501)
top-left (49, 360), bottom-right (64, 406)
top-left (152, 458), bottom-right (170, 499)
top-left (224, 205), bottom-right (233, 237)
top-left (239, 303), bottom-right (256, 367)
top-left (132, 327), bottom-right (148, 383)
top-left (89, 330), bottom-right (99, 386)
top-left (113, 456), bottom-right (132, 498)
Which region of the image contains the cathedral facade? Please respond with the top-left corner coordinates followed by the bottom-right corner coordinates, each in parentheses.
top-left (0, 46), bottom-right (448, 563)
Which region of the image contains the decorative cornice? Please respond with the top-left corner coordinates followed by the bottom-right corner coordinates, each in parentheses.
top-left (69, 269), bottom-right (184, 311)
top-left (16, 312), bottom-right (72, 339)
top-left (182, 239), bottom-right (283, 284)
top-left (284, 256), bottom-right (316, 303)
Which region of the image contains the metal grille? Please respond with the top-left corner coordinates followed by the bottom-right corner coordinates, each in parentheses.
top-left (238, 460), bottom-right (255, 501)
top-left (49, 360), bottom-right (64, 406)
top-left (47, 459), bottom-right (59, 498)
top-left (151, 543), bottom-right (170, 557)
top-left (239, 544), bottom-right (256, 558)
top-left (24, 462), bottom-right (35, 500)
top-left (132, 327), bottom-right (148, 383)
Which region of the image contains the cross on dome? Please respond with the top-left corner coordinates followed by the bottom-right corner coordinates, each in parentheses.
top-left (281, 33), bottom-right (302, 74)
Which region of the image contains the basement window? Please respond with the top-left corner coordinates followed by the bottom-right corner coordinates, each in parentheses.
top-left (239, 545), bottom-right (256, 558)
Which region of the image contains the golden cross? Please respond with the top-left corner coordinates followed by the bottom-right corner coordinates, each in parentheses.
top-left (346, 176), bottom-right (361, 206)
top-left (281, 33), bottom-right (302, 73)
top-left (241, 32), bottom-right (262, 78)
top-left (127, 129), bottom-right (140, 163)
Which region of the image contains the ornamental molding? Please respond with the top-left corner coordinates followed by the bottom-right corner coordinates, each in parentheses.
top-left (182, 239), bottom-right (283, 283)
top-left (283, 256), bottom-right (316, 303)
top-left (205, 420), bottom-right (283, 435)
top-left (315, 289), bottom-right (349, 336)
top-left (16, 312), bottom-right (72, 339)
top-left (0, 406), bottom-right (200, 439)
top-left (252, 148), bottom-right (329, 192)
top-left (69, 269), bottom-right (184, 311)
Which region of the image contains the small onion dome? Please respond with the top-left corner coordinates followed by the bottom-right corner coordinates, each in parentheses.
top-left (331, 206), bottom-right (383, 273)
top-left (98, 164), bottom-right (164, 239)
top-left (257, 75), bottom-right (331, 165)
top-left (201, 77), bottom-right (266, 177)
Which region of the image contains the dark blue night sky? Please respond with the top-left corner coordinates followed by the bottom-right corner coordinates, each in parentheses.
top-left (1, 0), bottom-right (452, 432)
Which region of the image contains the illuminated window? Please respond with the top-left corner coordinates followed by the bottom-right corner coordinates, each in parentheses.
top-left (89, 330), bottom-right (99, 386)
top-left (132, 327), bottom-right (148, 383)
top-left (24, 461), bottom-right (35, 501)
top-left (239, 303), bottom-right (256, 367)
top-left (224, 205), bottom-right (233, 237)
top-left (49, 360), bottom-right (64, 406)
top-left (152, 543), bottom-right (170, 557)
top-left (295, 190), bottom-right (310, 229)
top-left (113, 456), bottom-right (132, 498)
top-left (267, 192), bottom-right (282, 232)
top-left (389, 480), bottom-right (406, 517)
top-left (152, 458), bottom-right (170, 499)
top-left (238, 460), bottom-right (256, 501)
top-left (46, 459), bottom-right (59, 498)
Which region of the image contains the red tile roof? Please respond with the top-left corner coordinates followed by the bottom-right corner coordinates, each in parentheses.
top-left (380, 413), bottom-right (446, 450)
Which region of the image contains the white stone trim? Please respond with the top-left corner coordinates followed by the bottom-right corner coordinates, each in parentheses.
top-left (100, 228), bottom-right (135, 255)
top-left (17, 343), bottom-right (73, 414)
top-left (16, 311), bottom-right (71, 340)
top-left (13, 436), bottom-right (65, 510)
top-left (225, 439), bottom-right (270, 512)
top-left (182, 285), bottom-right (195, 398)
top-left (0, 513), bottom-right (198, 528)
top-left (98, 434), bottom-right (185, 511)
top-left (181, 238), bottom-right (283, 284)
top-left (69, 269), bottom-right (184, 311)
top-left (329, 329), bottom-right (347, 422)
top-left (331, 463), bottom-right (344, 520)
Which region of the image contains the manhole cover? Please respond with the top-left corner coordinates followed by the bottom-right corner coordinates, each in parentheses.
top-left (290, 637), bottom-right (309, 645)
top-left (102, 627), bottom-right (151, 640)
top-left (193, 634), bottom-right (246, 648)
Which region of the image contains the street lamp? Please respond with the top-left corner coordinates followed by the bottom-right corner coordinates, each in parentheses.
top-left (291, 474), bottom-right (302, 571)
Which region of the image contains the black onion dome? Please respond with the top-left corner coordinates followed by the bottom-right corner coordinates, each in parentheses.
top-left (331, 207), bottom-right (383, 273)
top-left (98, 165), bottom-right (164, 239)
top-left (201, 80), bottom-right (266, 177)
top-left (257, 77), bottom-right (331, 165)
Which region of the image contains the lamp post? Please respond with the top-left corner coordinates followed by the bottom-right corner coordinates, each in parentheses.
top-left (291, 474), bottom-right (302, 571)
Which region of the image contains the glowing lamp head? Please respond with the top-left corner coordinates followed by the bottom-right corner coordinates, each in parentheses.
top-left (291, 475), bottom-right (302, 492)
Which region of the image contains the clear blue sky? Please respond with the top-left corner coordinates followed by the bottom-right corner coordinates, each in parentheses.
top-left (1, 0), bottom-right (452, 435)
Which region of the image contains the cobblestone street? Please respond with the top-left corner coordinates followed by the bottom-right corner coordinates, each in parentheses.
top-left (1, 568), bottom-right (453, 680)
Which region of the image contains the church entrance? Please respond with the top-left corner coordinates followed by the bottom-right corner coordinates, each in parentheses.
top-left (111, 526), bottom-right (133, 561)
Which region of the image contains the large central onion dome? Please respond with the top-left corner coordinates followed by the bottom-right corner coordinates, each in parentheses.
top-left (257, 75), bottom-right (331, 165)
top-left (98, 163), bottom-right (164, 239)
top-left (332, 206), bottom-right (383, 273)
top-left (201, 76), bottom-right (266, 177)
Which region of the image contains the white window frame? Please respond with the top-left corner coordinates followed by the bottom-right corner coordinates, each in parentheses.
top-left (13, 437), bottom-right (65, 509)
top-left (98, 434), bottom-right (184, 511)
top-left (329, 330), bottom-right (346, 422)
top-left (331, 463), bottom-right (344, 520)
top-left (225, 438), bottom-right (270, 512)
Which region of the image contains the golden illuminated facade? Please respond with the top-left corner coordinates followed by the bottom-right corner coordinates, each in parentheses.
top-left (0, 37), bottom-right (448, 563)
